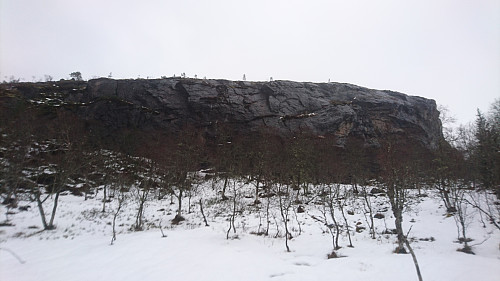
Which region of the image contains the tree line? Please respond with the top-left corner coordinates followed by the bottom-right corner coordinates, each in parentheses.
top-left (0, 91), bottom-right (498, 269)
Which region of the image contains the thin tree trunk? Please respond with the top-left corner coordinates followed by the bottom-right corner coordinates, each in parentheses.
top-left (388, 183), bottom-right (407, 253)
top-left (47, 192), bottom-right (60, 230)
top-left (135, 188), bottom-right (149, 230)
top-left (111, 198), bottom-right (123, 245)
top-left (188, 189), bottom-right (192, 214)
top-left (136, 202), bottom-right (144, 230)
top-left (84, 177), bottom-right (89, 201)
top-left (102, 184), bottom-right (107, 213)
top-left (404, 238), bottom-right (423, 281)
top-left (465, 197), bottom-right (500, 230)
top-left (221, 176), bottom-right (229, 200)
top-left (340, 203), bottom-right (353, 247)
top-left (293, 209), bottom-right (302, 236)
top-left (329, 202), bottom-right (340, 250)
top-left (226, 193), bottom-right (236, 239)
top-left (265, 195), bottom-right (270, 236)
top-left (322, 204), bottom-right (336, 250)
top-left (231, 183), bottom-right (237, 233)
top-left (363, 192), bottom-right (376, 239)
top-left (35, 192), bottom-right (48, 230)
top-left (254, 177), bottom-right (260, 204)
top-left (177, 189), bottom-right (183, 217)
top-left (327, 186), bottom-right (340, 250)
top-left (394, 208), bottom-right (406, 253)
top-left (278, 185), bottom-right (290, 252)
top-left (199, 199), bottom-right (209, 226)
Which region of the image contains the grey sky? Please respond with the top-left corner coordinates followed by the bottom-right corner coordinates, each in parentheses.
top-left (1, 0), bottom-right (499, 125)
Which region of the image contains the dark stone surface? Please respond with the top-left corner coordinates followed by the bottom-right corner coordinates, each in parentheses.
top-left (1, 78), bottom-right (444, 148)
top-left (370, 188), bottom-right (386, 194)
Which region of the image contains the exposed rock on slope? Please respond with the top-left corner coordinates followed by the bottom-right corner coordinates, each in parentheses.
top-left (1, 78), bottom-right (443, 148)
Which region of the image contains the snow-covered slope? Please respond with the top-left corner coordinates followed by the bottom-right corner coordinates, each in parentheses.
top-left (1, 182), bottom-right (498, 281)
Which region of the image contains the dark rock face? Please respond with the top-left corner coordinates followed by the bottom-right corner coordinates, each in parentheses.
top-left (3, 78), bottom-right (443, 148)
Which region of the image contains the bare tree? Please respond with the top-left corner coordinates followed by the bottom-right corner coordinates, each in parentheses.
top-left (31, 111), bottom-right (87, 230)
top-left (226, 181), bottom-right (239, 239)
top-left (111, 180), bottom-right (129, 245)
top-left (277, 183), bottom-right (292, 252)
top-left (317, 184), bottom-right (339, 256)
top-left (168, 126), bottom-right (203, 224)
top-left (379, 139), bottom-right (423, 281)
top-left (449, 186), bottom-right (474, 254)
top-left (133, 179), bottom-right (153, 231)
top-left (326, 184), bottom-right (341, 250)
top-left (0, 104), bottom-right (39, 222)
top-left (361, 185), bottom-right (376, 239)
top-left (338, 184), bottom-right (353, 247)
top-left (44, 74), bottom-right (53, 82)
top-left (465, 190), bottom-right (500, 231)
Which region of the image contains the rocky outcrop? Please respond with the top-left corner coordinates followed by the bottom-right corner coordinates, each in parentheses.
top-left (1, 78), bottom-right (443, 148)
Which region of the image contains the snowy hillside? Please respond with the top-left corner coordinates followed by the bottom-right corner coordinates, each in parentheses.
top-left (1, 181), bottom-right (498, 281)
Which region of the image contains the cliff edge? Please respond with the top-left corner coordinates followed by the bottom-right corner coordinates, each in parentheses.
top-left (1, 78), bottom-right (443, 148)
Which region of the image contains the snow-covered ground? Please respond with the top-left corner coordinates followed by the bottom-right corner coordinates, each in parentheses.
top-left (1, 182), bottom-right (499, 281)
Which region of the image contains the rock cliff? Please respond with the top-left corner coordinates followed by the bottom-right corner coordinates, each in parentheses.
top-left (1, 78), bottom-right (443, 148)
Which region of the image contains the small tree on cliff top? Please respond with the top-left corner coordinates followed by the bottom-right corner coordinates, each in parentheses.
top-left (69, 71), bottom-right (82, 81)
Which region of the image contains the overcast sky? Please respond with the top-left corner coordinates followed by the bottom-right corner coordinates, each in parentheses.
top-left (1, 0), bottom-right (499, 125)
